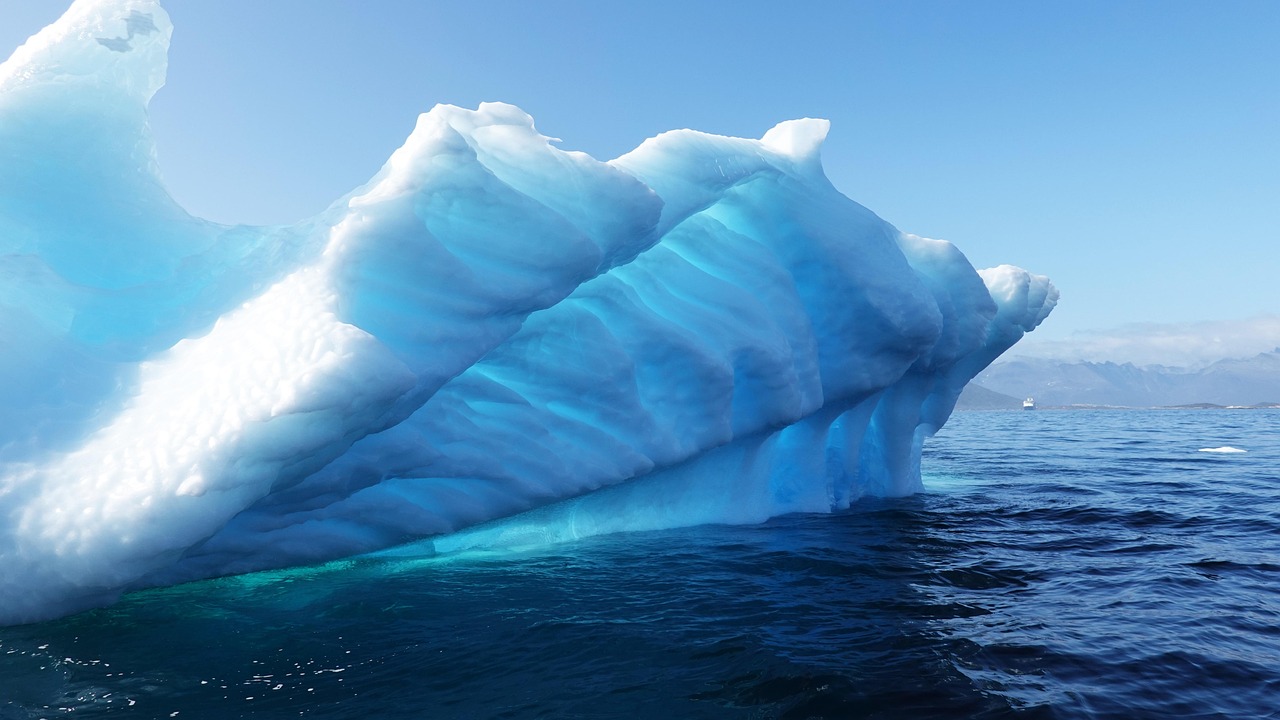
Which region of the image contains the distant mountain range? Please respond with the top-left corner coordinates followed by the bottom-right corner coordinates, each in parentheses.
top-left (965, 349), bottom-right (1280, 408)
top-left (954, 384), bottom-right (1024, 410)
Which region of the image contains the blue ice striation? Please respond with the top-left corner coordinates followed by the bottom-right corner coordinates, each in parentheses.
top-left (0, 0), bottom-right (1056, 625)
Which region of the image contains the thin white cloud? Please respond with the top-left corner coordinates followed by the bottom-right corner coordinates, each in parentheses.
top-left (1007, 314), bottom-right (1280, 368)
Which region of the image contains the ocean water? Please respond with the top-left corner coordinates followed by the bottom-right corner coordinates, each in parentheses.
top-left (1, 409), bottom-right (1277, 719)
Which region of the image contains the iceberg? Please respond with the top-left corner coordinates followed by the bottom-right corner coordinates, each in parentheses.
top-left (0, 0), bottom-right (1056, 626)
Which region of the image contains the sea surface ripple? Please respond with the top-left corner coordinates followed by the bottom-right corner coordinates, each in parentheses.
top-left (1, 409), bottom-right (1277, 718)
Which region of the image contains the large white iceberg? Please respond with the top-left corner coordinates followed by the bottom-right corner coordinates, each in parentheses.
top-left (0, 0), bottom-right (1056, 625)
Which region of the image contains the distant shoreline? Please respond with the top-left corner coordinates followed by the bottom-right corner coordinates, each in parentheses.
top-left (956, 403), bottom-right (1280, 412)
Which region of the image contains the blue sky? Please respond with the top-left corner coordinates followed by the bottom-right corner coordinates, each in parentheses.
top-left (3, 1), bottom-right (1278, 354)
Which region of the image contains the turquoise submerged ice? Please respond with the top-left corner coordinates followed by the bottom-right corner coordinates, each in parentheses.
top-left (0, 0), bottom-right (1056, 625)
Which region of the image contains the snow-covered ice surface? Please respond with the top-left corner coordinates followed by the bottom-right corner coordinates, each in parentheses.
top-left (0, 0), bottom-right (1056, 625)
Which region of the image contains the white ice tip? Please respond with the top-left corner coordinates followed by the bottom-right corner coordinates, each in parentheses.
top-left (760, 118), bottom-right (830, 161)
top-left (1198, 446), bottom-right (1246, 453)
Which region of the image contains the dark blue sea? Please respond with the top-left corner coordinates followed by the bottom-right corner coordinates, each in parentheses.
top-left (2, 409), bottom-right (1277, 719)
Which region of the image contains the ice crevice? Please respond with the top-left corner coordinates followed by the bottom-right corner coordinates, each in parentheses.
top-left (0, 0), bottom-right (1057, 625)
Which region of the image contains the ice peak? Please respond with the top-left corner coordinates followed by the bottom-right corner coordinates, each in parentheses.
top-left (0, 0), bottom-right (170, 101)
top-left (760, 118), bottom-right (830, 163)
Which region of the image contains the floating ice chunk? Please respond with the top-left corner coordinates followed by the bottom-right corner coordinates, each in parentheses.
top-left (0, 0), bottom-right (1057, 625)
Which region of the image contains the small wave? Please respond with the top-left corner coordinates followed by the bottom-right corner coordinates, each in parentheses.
top-left (1198, 446), bottom-right (1247, 453)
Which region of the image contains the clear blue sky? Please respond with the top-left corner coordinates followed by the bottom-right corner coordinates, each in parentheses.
top-left (3, 0), bottom-right (1278, 346)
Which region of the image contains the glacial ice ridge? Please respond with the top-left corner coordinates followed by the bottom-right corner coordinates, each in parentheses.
top-left (0, 0), bottom-right (1056, 625)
